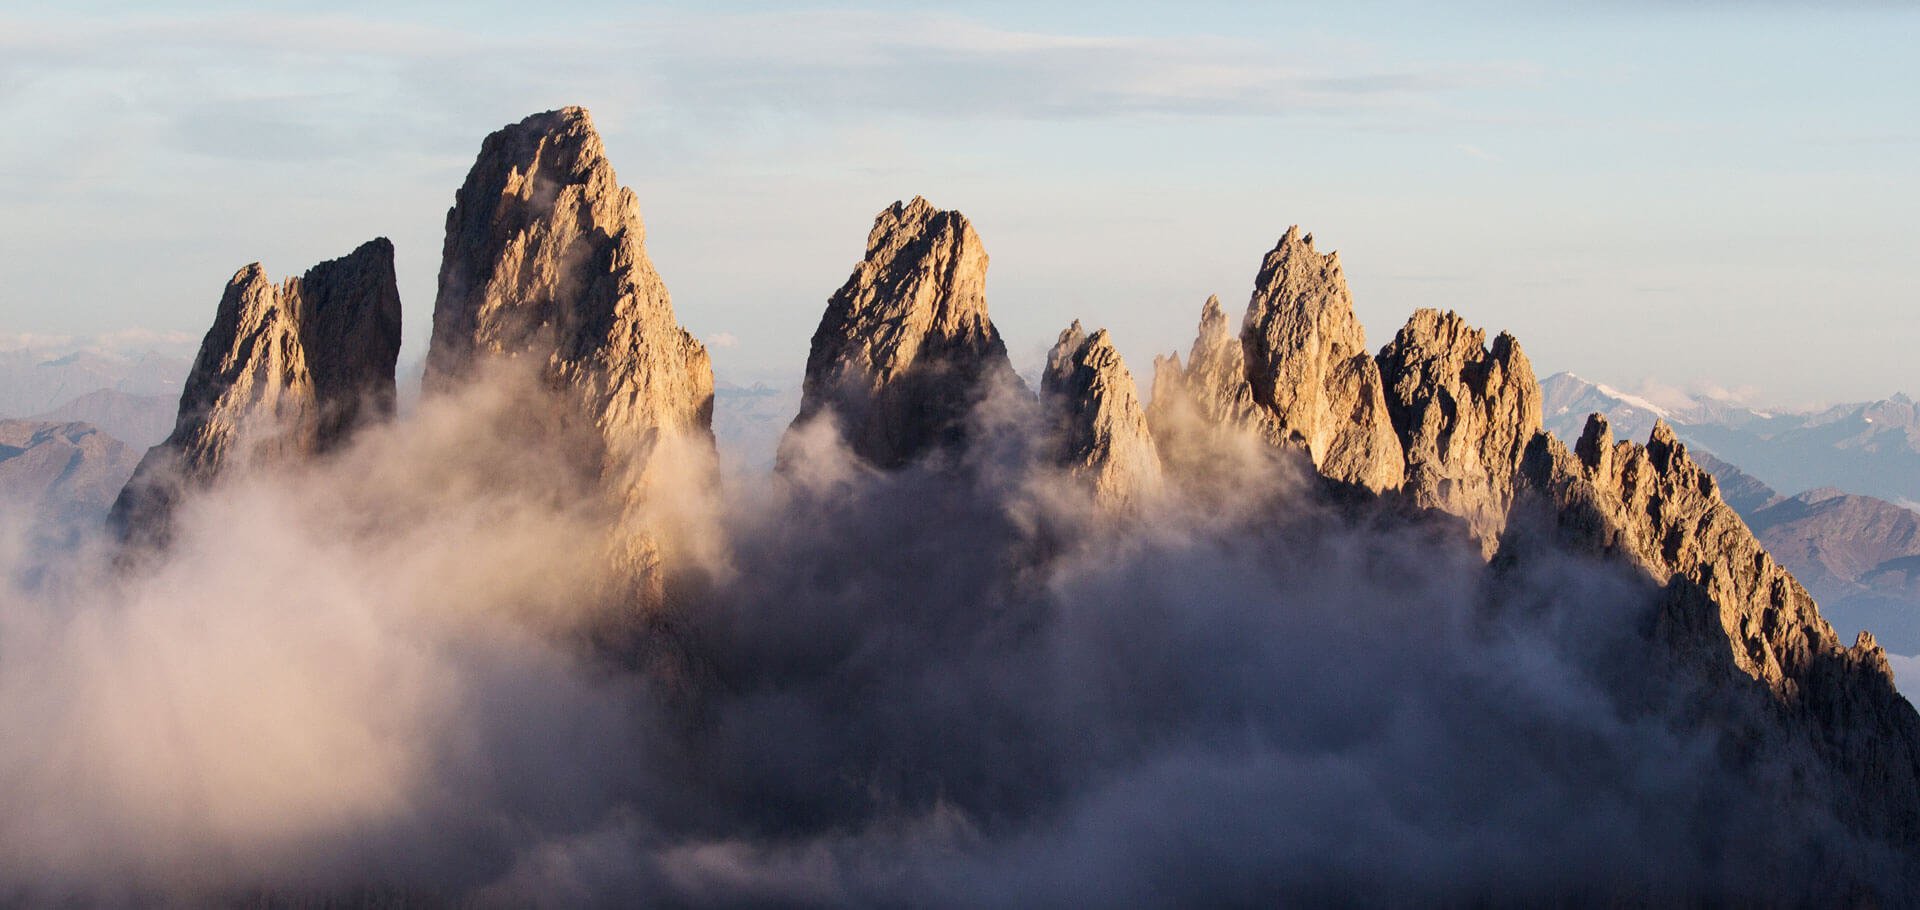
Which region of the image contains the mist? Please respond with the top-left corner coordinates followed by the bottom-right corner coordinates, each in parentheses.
top-left (0, 364), bottom-right (1901, 906)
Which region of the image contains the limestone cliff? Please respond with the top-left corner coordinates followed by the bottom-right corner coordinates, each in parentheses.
top-left (424, 107), bottom-right (715, 606)
top-left (789, 197), bottom-right (1017, 469)
top-left (1376, 308), bottom-right (1542, 554)
top-left (110, 238), bottom-right (401, 544)
top-left (426, 105), bottom-right (714, 488)
top-left (1239, 227), bottom-right (1403, 492)
top-left (1041, 321), bottom-right (1161, 504)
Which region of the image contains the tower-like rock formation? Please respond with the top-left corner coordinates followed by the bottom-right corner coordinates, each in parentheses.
top-left (1376, 308), bottom-right (1542, 554)
top-left (1514, 415), bottom-right (1920, 846)
top-left (425, 107), bottom-right (713, 536)
top-left (1150, 296), bottom-right (1272, 434)
top-left (110, 238), bottom-right (401, 544)
top-left (423, 107), bottom-right (714, 612)
top-left (1239, 227), bottom-right (1403, 492)
top-left (789, 197), bottom-right (1017, 469)
top-left (1145, 295), bottom-right (1287, 480)
top-left (1042, 321), bottom-right (1161, 504)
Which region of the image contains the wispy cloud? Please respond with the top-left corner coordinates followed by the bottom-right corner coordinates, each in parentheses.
top-left (0, 9), bottom-right (1539, 168)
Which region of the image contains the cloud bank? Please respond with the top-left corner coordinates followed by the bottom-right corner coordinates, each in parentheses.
top-left (0, 362), bottom-right (1904, 905)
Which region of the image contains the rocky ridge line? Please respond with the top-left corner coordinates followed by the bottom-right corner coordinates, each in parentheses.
top-left (1512, 415), bottom-right (1920, 844)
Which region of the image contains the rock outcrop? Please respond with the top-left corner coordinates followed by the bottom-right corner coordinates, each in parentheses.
top-left (1513, 415), bottom-right (1920, 845)
top-left (1376, 309), bottom-right (1542, 554)
top-left (1150, 234), bottom-right (1404, 492)
top-left (1148, 296), bottom-right (1272, 434)
top-left (1239, 227), bottom-right (1403, 492)
top-left (1041, 321), bottom-right (1161, 503)
top-left (110, 238), bottom-right (401, 544)
top-left (426, 107), bottom-right (713, 482)
top-left (424, 107), bottom-right (714, 605)
top-left (789, 197), bottom-right (1017, 469)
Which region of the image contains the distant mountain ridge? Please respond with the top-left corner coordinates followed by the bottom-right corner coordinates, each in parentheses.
top-left (0, 347), bottom-right (188, 418)
top-left (29, 389), bottom-right (176, 449)
top-left (1542, 372), bottom-right (1920, 505)
top-left (0, 419), bottom-right (141, 544)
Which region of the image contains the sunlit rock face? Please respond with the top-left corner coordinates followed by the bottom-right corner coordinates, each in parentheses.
top-left (424, 106), bottom-right (716, 604)
top-left (1042, 320), bottom-right (1162, 504)
top-left (1238, 227), bottom-right (1404, 493)
top-left (110, 238), bottom-right (401, 546)
top-left (789, 196), bottom-right (1019, 470)
top-left (1376, 308), bottom-right (1542, 555)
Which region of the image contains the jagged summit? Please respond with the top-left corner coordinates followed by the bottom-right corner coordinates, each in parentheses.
top-left (1042, 321), bottom-right (1161, 504)
top-left (424, 106), bottom-right (715, 608)
top-left (85, 121), bottom-right (1920, 891)
top-left (1240, 227), bottom-right (1403, 491)
top-left (789, 196), bottom-right (1017, 469)
top-left (427, 106), bottom-right (632, 377)
top-left (1376, 308), bottom-right (1542, 554)
top-left (110, 238), bottom-right (401, 545)
top-left (1149, 235), bottom-right (1401, 492)
top-left (427, 105), bottom-right (713, 469)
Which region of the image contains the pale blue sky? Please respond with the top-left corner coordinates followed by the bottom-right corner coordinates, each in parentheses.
top-left (1, 1), bottom-right (1914, 404)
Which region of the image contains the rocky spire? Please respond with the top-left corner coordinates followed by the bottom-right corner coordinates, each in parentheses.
top-left (1239, 227), bottom-right (1403, 491)
top-left (1145, 295), bottom-right (1284, 478)
top-left (1174, 296), bottom-right (1272, 432)
top-left (1514, 415), bottom-right (1920, 845)
top-left (1042, 321), bottom-right (1162, 504)
top-left (425, 107), bottom-right (714, 497)
top-left (110, 238), bottom-right (401, 545)
top-left (1376, 308), bottom-right (1542, 554)
top-left (789, 196), bottom-right (1017, 468)
top-left (424, 107), bottom-right (715, 613)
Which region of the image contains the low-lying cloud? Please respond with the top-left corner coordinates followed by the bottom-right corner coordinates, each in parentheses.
top-left (0, 365), bottom-right (1905, 905)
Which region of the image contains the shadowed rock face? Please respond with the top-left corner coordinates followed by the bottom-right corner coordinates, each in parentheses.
top-left (109, 238), bottom-right (401, 544)
top-left (426, 106), bottom-right (714, 487)
top-left (790, 197), bottom-right (1018, 469)
top-left (1377, 308), bottom-right (1542, 555)
top-left (1512, 415), bottom-right (1920, 846)
top-left (1042, 321), bottom-right (1161, 504)
top-left (1240, 227), bottom-right (1404, 492)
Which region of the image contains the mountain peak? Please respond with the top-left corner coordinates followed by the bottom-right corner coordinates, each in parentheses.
top-left (1376, 307), bottom-right (1541, 554)
top-left (110, 238), bottom-right (401, 546)
top-left (1043, 321), bottom-right (1161, 503)
top-left (1240, 225), bottom-right (1401, 491)
top-left (423, 107), bottom-right (715, 606)
top-left (789, 197), bottom-right (1015, 469)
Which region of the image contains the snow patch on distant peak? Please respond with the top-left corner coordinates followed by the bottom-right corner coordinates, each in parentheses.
top-left (1592, 382), bottom-right (1676, 420)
